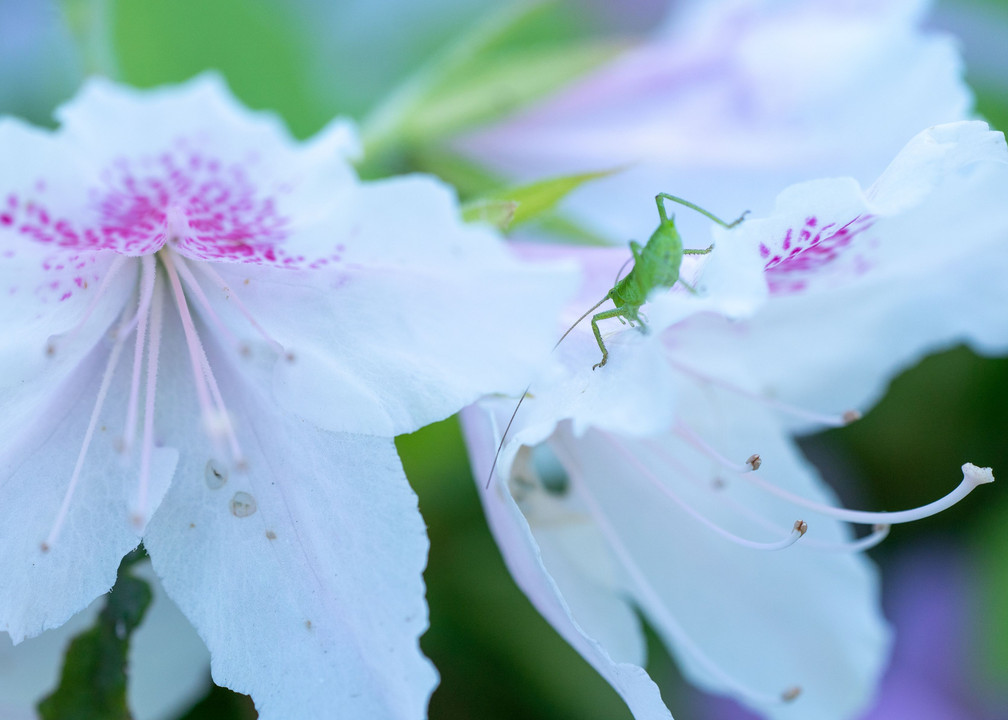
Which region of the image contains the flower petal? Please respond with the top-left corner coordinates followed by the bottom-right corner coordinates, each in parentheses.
top-left (201, 174), bottom-right (577, 437)
top-left (0, 344), bottom-right (178, 642)
top-left (703, 122), bottom-right (1008, 425)
top-left (464, 389), bottom-right (890, 720)
top-left (462, 407), bottom-right (674, 720)
top-left (0, 559), bottom-right (210, 720)
top-left (143, 343), bottom-right (437, 720)
top-left (457, 0), bottom-right (971, 240)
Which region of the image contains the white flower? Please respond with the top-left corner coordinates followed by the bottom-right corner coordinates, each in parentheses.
top-left (0, 74), bottom-right (573, 719)
top-left (461, 122), bottom-right (1005, 720)
top-left (456, 0), bottom-right (971, 241)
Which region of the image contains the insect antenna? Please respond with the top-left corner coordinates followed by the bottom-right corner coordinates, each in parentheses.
top-left (486, 293), bottom-right (611, 489)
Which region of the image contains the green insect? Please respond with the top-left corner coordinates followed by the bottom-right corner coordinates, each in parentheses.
top-left (486, 193), bottom-right (747, 486)
top-left (562, 192), bottom-right (748, 369)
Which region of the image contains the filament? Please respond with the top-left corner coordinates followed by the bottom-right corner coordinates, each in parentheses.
top-left (133, 279), bottom-right (165, 528)
top-left (45, 255), bottom-right (129, 355)
top-left (172, 254), bottom-right (244, 354)
top-left (560, 444), bottom-right (801, 707)
top-left (43, 306), bottom-right (131, 551)
top-left (737, 463), bottom-right (993, 525)
top-left (602, 435), bottom-right (806, 552)
top-left (121, 255), bottom-right (156, 453)
top-left (161, 251), bottom-right (245, 466)
top-left (674, 422), bottom-right (758, 474)
top-left (192, 259), bottom-right (288, 357)
top-left (666, 357), bottom-right (860, 427)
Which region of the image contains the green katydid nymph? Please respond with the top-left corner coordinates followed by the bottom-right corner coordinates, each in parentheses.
top-left (486, 193), bottom-right (748, 487)
top-left (562, 192), bottom-right (749, 370)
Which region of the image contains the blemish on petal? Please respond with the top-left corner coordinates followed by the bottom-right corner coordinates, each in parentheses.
top-left (305, 620), bottom-right (313, 630)
top-left (230, 491), bottom-right (257, 518)
top-left (205, 458), bottom-right (228, 489)
top-left (265, 530), bottom-right (277, 540)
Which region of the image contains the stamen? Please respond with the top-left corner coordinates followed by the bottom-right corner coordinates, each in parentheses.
top-left (559, 445), bottom-right (801, 707)
top-left (666, 357), bottom-right (859, 428)
top-left (807, 524), bottom-right (890, 553)
top-left (645, 441), bottom-right (889, 554)
top-left (603, 436), bottom-right (806, 552)
top-left (121, 255), bottom-right (156, 453)
top-left (737, 462), bottom-right (994, 525)
top-left (160, 250), bottom-right (246, 467)
top-left (45, 255), bottom-right (129, 355)
top-left (192, 259), bottom-right (289, 358)
top-left (674, 422), bottom-right (758, 474)
top-left (171, 254), bottom-right (244, 355)
top-left (132, 279), bottom-right (165, 528)
top-left (43, 307), bottom-right (131, 552)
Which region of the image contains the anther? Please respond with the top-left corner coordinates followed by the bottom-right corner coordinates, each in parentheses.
top-left (746, 454), bottom-right (762, 471)
top-left (842, 410), bottom-right (861, 423)
top-left (794, 520), bottom-right (808, 536)
top-left (675, 423), bottom-right (756, 474)
top-left (781, 686), bottom-right (802, 702)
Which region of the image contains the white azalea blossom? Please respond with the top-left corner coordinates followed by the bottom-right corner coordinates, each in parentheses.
top-left (457, 0), bottom-right (971, 241)
top-left (461, 121), bottom-right (1006, 720)
top-left (0, 75), bottom-right (574, 719)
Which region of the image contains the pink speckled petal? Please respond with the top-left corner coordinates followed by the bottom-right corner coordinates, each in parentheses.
top-left (198, 174), bottom-right (578, 437)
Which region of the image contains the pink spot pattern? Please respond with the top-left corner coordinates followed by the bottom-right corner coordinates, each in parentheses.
top-left (1, 144), bottom-right (347, 301)
top-left (759, 214), bottom-right (876, 294)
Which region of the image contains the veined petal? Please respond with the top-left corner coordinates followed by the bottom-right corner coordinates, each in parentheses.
top-left (201, 175), bottom-right (577, 437)
top-left (457, 0), bottom-right (971, 240)
top-left (464, 390), bottom-right (890, 720)
top-left (462, 407), bottom-right (674, 720)
top-left (0, 344), bottom-right (177, 642)
top-left (702, 122), bottom-right (1008, 425)
top-left (143, 331), bottom-right (437, 720)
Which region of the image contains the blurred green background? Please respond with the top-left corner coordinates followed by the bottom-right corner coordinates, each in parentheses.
top-left (2, 0), bottom-right (1008, 718)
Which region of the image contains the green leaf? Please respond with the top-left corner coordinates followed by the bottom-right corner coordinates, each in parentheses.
top-left (37, 550), bottom-right (153, 720)
top-left (461, 169), bottom-right (618, 231)
top-left (361, 0), bottom-right (622, 158)
top-left (399, 39), bottom-right (623, 145)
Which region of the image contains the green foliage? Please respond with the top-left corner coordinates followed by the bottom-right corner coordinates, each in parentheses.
top-left (37, 550), bottom-right (152, 720)
top-left (361, 1), bottom-right (623, 160)
top-left (110, 0), bottom-right (326, 137)
top-left (461, 169), bottom-right (617, 230)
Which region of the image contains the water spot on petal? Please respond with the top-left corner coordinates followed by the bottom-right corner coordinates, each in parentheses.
top-left (230, 491), bottom-right (257, 518)
top-left (205, 458), bottom-right (228, 489)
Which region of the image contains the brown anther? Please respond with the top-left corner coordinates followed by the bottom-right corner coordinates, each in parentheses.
top-left (746, 454), bottom-right (762, 471)
top-left (40, 542), bottom-right (50, 553)
top-left (781, 686), bottom-right (802, 702)
top-left (842, 410), bottom-right (862, 424)
top-left (793, 520), bottom-right (808, 536)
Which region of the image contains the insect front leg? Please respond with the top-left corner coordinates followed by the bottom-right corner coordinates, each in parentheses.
top-left (591, 307), bottom-right (626, 370)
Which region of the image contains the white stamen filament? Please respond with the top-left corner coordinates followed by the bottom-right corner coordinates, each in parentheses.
top-left (666, 357), bottom-right (859, 427)
top-left (171, 254), bottom-right (243, 354)
top-left (193, 259), bottom-right (288, 357)
top-left (160, 250), bottom-right (245, 466)
top-left (674, 422), bottom-right (757, 474)
top-left (133, 279), bottom-right (165, 528)
top-left (738, 462), bottom-right (994, 525)
top-left (604, 435), bottom-right (806, 552)
top-left (46, 255), bottom-right (129, 355)
top-left (43, 306), bottom-right (132, 551)
top-left (557, 443), bottom-right (801, 707)
top-left (121, 255), bottom-right (156, 453)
